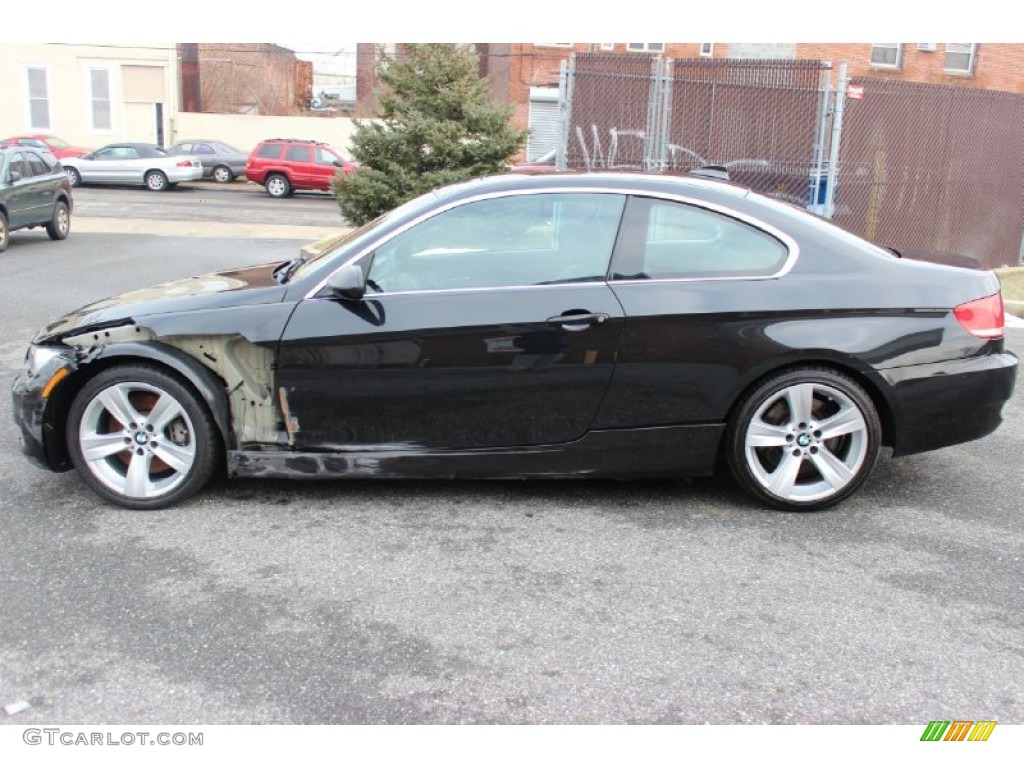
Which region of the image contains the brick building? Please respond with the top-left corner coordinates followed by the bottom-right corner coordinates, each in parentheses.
top-left (178, 43), bottom-right (313, 116)
top-left (356, 43), bottom-right (1023, 160)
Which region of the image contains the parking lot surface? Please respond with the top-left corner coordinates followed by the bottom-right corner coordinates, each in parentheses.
top-left (1, 188), bottom-right (1021, 724)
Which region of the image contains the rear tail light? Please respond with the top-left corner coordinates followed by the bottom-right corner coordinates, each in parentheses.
top-left (176, 160), bottom-right (193, 167)
top-left (954, 293), bottom-right (1005, 339)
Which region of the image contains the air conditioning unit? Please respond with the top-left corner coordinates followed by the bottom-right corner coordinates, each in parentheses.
top-left (918, 43), bottom-right (938, 52)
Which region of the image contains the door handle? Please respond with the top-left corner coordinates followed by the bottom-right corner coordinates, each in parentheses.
top-left (546, 312), bottom-right (609, 330)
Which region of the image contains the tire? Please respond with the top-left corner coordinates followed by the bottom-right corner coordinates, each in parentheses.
top-left (67, 365), bottom-right (221, 510)
top-left (66, 167), bottom-right (82, 187)
top-left (46, 201), bottom-right (71, 241)
top-left (0, 210), bottom-right (8, 253)
top-left (725, 367), bottom-right (881, 511)
top-left (145, 170), bottom-right (169, 192)
top-left (212, 165), bottom-right (233, 183)
top-left (265, 174), bottom-right (291, 198)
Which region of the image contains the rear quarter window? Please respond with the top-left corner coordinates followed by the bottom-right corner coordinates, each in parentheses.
top-left (615, 197), bottom-right (789, 280)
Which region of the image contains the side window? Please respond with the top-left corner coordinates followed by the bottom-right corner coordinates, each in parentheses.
top-left (171, 143), bottom-right (191, 153)
top-left (614, 197), bottom-right (788, 279)
top-left (315, 147), bottom-right (340, 166)
top-left (257, 143), bottom-right (282, 159)
top-left (26, 151), bottom-right (49, 176)
top-left (193, 143), bottom-right (215, 155)
top-left (7, 152), bottom-right (30, 181)
top-left (285, 145), bottom-right (311, 162)
top-left (366, 193), bottom-right (626, 293)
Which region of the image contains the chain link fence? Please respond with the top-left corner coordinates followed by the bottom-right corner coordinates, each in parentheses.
top-left (563, 53), bottom-right (831, 208)
top-left (564, 53), bottom-right (660, 171)
top-left (560, 53), bottom-right (1024, 269)
top-left (833, 78), bottom-right (1024, 269)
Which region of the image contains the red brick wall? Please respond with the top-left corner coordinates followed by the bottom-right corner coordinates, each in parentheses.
top-left (795, 44), bottom-right (1024, 93)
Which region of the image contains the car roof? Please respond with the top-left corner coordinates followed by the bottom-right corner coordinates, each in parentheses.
top-left (430, 171), bottom-right (752, 203)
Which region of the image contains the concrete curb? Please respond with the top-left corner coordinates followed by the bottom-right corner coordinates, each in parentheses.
top-left (189, 179), bottom-right (262, 192)
top-left (300, 230), bottom-right (353, 258)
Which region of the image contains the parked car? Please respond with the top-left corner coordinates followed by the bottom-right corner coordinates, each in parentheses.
top-left (11, 172), bottom-right (1017, 511)
top-left (60, 143), bottom-right (203, 191)
top-left (0, 134), bottom-right (92, 160)
top-left (167, 140), bottom-right (247, 183)
top-left (245, 138), bottom-right (357, 197)
top-left (0, 145), bottom-right (73, 253)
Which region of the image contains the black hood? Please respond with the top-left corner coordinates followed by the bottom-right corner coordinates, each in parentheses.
top-left (35, 262), bottom-right (289, 343)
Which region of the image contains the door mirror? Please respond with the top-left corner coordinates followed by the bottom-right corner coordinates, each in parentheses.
top-left (325, 264), bottom-right (366, 301)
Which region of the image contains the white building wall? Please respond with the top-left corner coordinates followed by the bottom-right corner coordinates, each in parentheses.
top-left (0, 43), bottom-right (175, 147)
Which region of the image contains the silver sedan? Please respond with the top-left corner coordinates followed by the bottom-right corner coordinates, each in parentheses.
top-left (61, 143), bottom-right (203, 191)
top-left (167, 140), bottom-right (247, 183)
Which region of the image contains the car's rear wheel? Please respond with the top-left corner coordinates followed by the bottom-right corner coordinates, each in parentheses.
top-left (0, 211), bottom-right (9, 253)
top-left (66, 167), bottom-right (81, 187)
top-left (46, 201), bottom-right (70, 241)
top-left (212, 165), bottom-right (233, 183)
top-left (725, 368), bottom-right (881, 511)
top-left (67, 365), bottom-right (220, 510)
top-left (145, 170), bottom-right (169, 192)
top-left (265, 174), bottom-right (291, 198)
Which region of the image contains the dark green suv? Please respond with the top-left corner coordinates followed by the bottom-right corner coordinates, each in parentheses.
top-left (0, 145), bottom-right (73, 253)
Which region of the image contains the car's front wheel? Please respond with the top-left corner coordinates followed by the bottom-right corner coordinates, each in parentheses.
top-left (0, 211), bottom-right (9, 253)
top-left (212, 165), bottom-right (233, 183)
top-left (145, 170), bottom-right (169, 191)
top-left (725, 368), bottom-right (881, 511)
top-left (46, 201), bottom-right (71, 241)
top-left (66, 167), bottom-right (82, 187)
top-left (67, 365), bottom-right (220, 509)
top-left (265, 174), bottom-right (291, 198)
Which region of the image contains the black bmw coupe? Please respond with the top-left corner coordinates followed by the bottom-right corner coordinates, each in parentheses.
top-left (12, 172), bottom-right (1018, 510)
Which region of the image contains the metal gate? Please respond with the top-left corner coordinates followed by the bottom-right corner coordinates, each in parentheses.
top-left (559, 53), bottom-right (836, 213)
top-left (557, 52), bottom-right (1024, 269)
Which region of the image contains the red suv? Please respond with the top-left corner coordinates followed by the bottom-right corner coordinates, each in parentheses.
top-left (245, 139), bottom-right (357, 198)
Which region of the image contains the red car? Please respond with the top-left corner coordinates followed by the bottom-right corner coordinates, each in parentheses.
top-left (0, 134), bottom-right (92, 159)
top-left (245, 138), bottom-right (357, 198)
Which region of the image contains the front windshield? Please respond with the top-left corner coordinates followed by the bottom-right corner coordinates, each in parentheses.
top-left (48, 136), bottom-right (71, 149)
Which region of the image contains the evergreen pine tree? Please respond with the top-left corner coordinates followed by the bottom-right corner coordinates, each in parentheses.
top-left (332, 44), bottom-right (527, 225)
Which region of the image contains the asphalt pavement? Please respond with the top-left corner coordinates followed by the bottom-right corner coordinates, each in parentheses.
top-left (0, 187), bottom-right (1021, 729)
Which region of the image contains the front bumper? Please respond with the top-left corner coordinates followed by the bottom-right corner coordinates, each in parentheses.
top-left (881, 350), bottom-right (1018, 456)
top-left (11, 345), bottom-right (79, 472)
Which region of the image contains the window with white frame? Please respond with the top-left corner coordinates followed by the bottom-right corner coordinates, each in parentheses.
top-left (699, 43), bottom-right (714, 57)
top-left (25, 66), bottom-right (50, 130)
top-left (626, 43), bottom-right (665, 53)
top-left (599, 43), bottom-right (615, 51)
top-left (869, 43), bottom-right (902, 68)
top-left (89, 68), bottom-right (112, 131)
top-left (944, 43), bottom-right (977, 73)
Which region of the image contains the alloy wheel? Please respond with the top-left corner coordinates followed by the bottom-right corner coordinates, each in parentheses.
top-left (77, 381), bottom-right (197, 500)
